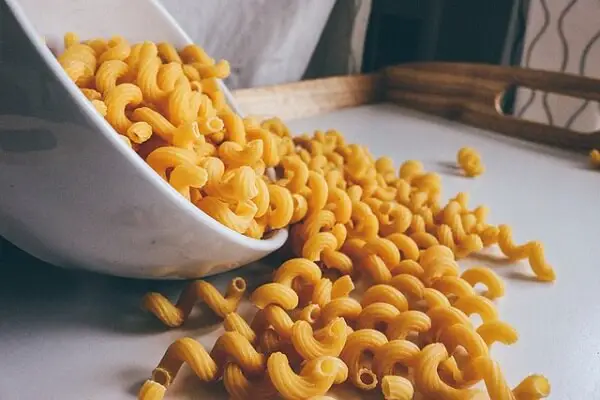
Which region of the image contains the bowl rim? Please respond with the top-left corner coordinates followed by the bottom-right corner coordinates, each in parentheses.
top-left (3, 0), bottom-right (288, 252)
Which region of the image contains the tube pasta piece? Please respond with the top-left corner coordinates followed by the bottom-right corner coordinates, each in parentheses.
top-left (209, 331), bottom-right (266, 376)
top-left (290, 193), bottom-right (309, 224)
top-left (251, 283), bottom-right (299, 310)
top-left (302, 232), bottom-right (338, 261)
top-left (331, 275), bottom-right (355, 298)
top-left (497, 225), bottom-right (531, 260)
top-left (150, 337), bottom-right (218, 387)
top-left (311, 278), bottom-right (334, 307)
top-left (136, 41), bottom-right (171, 103)
top-left (373, 339), bottom-right (420, 378)
top-left (457, 147), bottom-right (485, 177)
top-left (291, 304), bottom-right (321, 325)
top-left (266, 184), bottom-right (294, 229)
top-left (132, 107), bottom-right (176, 142)
top-left (360, 253), bottom-right (392, 284)
top-left (81, 88), bottom-right (101, 100)
top-left (512, 375), bottom-right (551, 399)
top-left (461, 267), bottom-right (505, 299)
top-left (142, 277), bottom-right (246, 327)
top-left (155, 42), bottom-right (182, 63)
top-left (462, 356), bottom-right (516, 400)
top-left (251, 305), bottom-right (294, 339)
top-left (104, 83), bottom-right (143, 134)
top-left (224, 312), bottom-right (257, 344)
top-left (218, 140), bottom-right (264, 168)
top-left (91, 99), bottom-right (107, 116)
top-left (476, 320), bottom-right (519, 347)
top-left (125, 121), bottom-right (153, 144)
top-left (386, 233), bottom-right (420, 261)
top-left (273, 258), bottom-right (322, 288)
top-left (205, 166), bottom-right (258, 202)
top-left (325, 187), bottom-right (352, 224)
top-left (340, 329), bottom-right (388, 388)
top-left (413, 343), bottom-right (479, 399)
top-left (439, 323), bottom-right (489, 359)
top-left (246, 127), bottom-right (280, 167)
top-left (361, 284), bottom-right (408, 312)
top-left (389, 274), bottom-right (425, 300)
top-left (279, 156), bottom-right (309, 193)
top-left (357, 302), bottom-right (400, 331)
top-left (320, 297), bottom-right (363, 325)
top-left (428, 306), bottom-right (472, 336)
top-left (355, 368), bottom-right (378, 391)
top-left (381, 375), bottom-right (414, 400)
top-left (169, 162), bottom-right (208, 200)
top-left (223, 362), bottom-right (278, 400)
top-left (291, 317), bottom-right (349, 359)
top-left (346, 201), bottom-right (379, 240)
top-left (424, 289), bottom-right (453, 312)
top-left (197, 197), bottom-right (257, 233)
top-left (389, 260), bottom-right (425, 278)
top-left (95, 60), bottom-right (129, 94)
top-left (363, 237), bottom-right (401, 267)
top-left (386, 310), bottom-right (432, 340)
top-left (432, 276), bottom-right (476, 299)
top-left (453, 295), bottom-right (498, 324)
top-left (268, 353), bottom-right (348, 400)
top-left (138, 379), bottom-right (166, 400)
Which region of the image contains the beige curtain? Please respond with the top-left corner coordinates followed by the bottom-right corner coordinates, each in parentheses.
top-left (161, 0), bottom-right (372, 90)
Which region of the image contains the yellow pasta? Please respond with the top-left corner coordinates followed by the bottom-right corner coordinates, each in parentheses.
top-left (590, 148), bottom-right (600, 167)
top-left (59, 34), bottom-right (555, 399)
top-left (223, 312), bottom-right (257, 344)
top-left (498, 225), bottom-right (556, 281)
top-left (320, 297), bottom-right (363, 325)
top-left (340, 329), bottom-right (387, 389)
top-left (386, 310), bottom-right (432, 340)
top-left (457, 146), bottom-right (485, 177)
top-left (361, 284), bottom-right (408, 312)
top-left (291, 317), bottom-right (349, 359)
top-left (381, 375), bottom-right (414, 400)
top-left (373, 339), bottom-right (420, 379)
top-left (267, 353), bottom-right (348, 400)
top-left (413, 343), bottom-right (479, 399)
top-left (104, 83), bottom-right (143, 134)
top-left (476, 320), bottom-right (519, 348)
top-left (223, 362), bottom-right (278, 400)
top-left (461, 267), bottom-right (505, 299)
top-left (250, 283), bottom-right (299, 310)
top-left (142, 277), bottom-right (246, 327)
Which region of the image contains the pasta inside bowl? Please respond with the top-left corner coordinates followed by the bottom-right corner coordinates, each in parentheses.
top-left (0, 0), bottom-right (288, 279)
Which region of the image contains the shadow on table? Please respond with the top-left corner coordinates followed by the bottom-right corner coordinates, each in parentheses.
top-left (0, 239), bottom-right (278, 337)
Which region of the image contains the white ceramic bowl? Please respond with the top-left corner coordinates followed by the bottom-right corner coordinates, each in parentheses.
top-left (0, 0), bottom-right (287, 279)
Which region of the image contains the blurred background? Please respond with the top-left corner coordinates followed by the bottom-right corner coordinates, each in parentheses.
top-left (161, 0), bottom-right (600, 133)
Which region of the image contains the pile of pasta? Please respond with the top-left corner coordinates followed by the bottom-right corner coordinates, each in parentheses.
top-left (56, 34), bottom-right (555, 399)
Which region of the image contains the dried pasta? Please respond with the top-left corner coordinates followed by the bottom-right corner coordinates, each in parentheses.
top-left (142, 277), bottom-right (246, 327)
top-left (457, 147), bottom-right (485, 177)
top-left (56, 33), bottom-right (553, 400)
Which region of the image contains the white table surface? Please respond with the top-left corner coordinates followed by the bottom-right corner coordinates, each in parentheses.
top-left (1, 104), bottom-right (598, 400)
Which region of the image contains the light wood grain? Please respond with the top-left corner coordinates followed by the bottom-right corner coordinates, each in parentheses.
top-left (232, 74), bottom-right (383, 120)
top-left (385, 63), bottom-right (600, 151)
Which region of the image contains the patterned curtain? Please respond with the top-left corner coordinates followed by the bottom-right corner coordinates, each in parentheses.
top-left (515, 0), bottom-right (600, 132)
